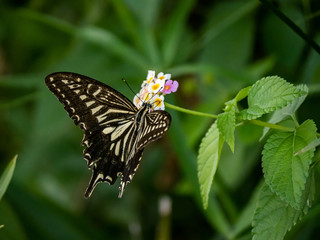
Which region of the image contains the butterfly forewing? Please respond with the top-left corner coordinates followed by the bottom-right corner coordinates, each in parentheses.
top-left (45, 72), bottom-right (137, 130)
top-left (45, 72), bottom-right (171, 198)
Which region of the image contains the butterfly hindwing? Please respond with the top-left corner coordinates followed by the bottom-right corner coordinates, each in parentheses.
top-left (45, 72), bottom-right (171, 198)
top-left (118, 110), bottom-right (171, 196)
top-left (137, 111), bottom-right (171, 150)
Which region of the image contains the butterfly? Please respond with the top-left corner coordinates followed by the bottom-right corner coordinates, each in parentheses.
top-left (45, 72), bottom-right (171, 198)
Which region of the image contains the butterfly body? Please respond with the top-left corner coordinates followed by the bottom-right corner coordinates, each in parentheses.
top-left (45, 72), bottom-right (171, 198)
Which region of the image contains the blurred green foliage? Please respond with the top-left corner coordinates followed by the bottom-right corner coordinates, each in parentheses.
top-left (0, 0), bottom-right (320, 239)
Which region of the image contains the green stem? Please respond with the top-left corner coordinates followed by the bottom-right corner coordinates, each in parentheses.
top-left (165, 102), bottom-right (218, 119)
top-left (165, 103), bottom-right (295, 132)
top-left (247, 119), bottom-right (295, 132)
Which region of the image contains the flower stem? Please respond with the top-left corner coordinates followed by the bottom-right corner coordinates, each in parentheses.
top-left (165, 102), bottom-right (218, 119)
top-left (165, 103), bottom-right (295, 132)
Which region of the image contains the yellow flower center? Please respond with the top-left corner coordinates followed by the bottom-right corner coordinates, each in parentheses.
top-left (152, 83), bottom-right (160, 91)
top-left (155, 98), bottom-right (162, 106)
top-left (147, 77), bottom-right (153, 83)
top-left (164, 85), bottom-right (170, 90)
top-left (159, 76), bottom-right (165, 80)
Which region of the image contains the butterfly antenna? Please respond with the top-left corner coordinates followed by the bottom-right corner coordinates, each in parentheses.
top-left (122, 78), bottom-right (143, 102)
top-left (148, 87), bottom-right (164, 104)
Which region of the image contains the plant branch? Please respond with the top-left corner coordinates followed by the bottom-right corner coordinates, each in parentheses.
top-left (247, 119), bottom-right (295, 132)
top-left (165, 102), bottom-right (218, 119)
top-left (166, 103), bottom-right (295, 132)
top-left (259, 0), bottom-right (320, 54)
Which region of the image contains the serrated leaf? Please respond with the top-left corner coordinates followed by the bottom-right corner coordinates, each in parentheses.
top-left (252, 184), bottom-right (299, 240)
top-left (240, 76), bottom-right (302, 120)
top-left (301, 170), bottom-right (315, 215)
top-left (260, 84), bottom-right (308, 140)
top-left (197, 121), bottom-right (223, 209)
top-left (239, 107), bottom-right (265, 120)
top-left (252, 175), bottom-right (315, 240)
top-left (217, 111), bottom-right (235, 152)
top-left (262, 120), bottom-right (317, 209)
top-left (0, 155), bottom-right (17, 201)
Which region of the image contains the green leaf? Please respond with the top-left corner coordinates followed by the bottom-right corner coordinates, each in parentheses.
top-left (262, 120), bottom-right (317, 209)
top-left (252, 175), bottom-right (315, 240)
top-left (294, 138), bottom-right (320, 156)
top-left (0, 155), bottom-right (17, 201)
top-left (217, 111), bottom-right (235, 152)
top-left (235, 86), bottom-right (251, 102)
top-left (240, 76), bottom-right (303, 120)
top-left (260, 84), bottom-right (308, 140)
top-left (197, 121), bottom-right (223, 209)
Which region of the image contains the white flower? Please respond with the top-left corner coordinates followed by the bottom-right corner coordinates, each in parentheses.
top-left (147, 79), bottom-right (165, 94)
top-left (157, 72), bottom-right (171, 82)
top-left (132, 70), bottom-right (178, 111)
top-left (152, 94), bottom-right (165, 110)
top-left (141, 80), bottom-right (148, 88)
top-left (133, 95), bottom-right (143, 109)
top-left (140, 88), bottom-right (152, 102)
top-left (146, 70), bottom-right (155, 84)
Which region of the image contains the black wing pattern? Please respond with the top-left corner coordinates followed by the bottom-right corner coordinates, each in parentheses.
top-left (45, 72), bottom-right (171, 198)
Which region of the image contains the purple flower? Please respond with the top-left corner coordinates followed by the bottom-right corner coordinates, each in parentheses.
top-left (162, 80), bottom-right (179, 94)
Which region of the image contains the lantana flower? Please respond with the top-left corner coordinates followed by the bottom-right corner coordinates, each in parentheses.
top-left (157, 72), bottom-right (171, 82)
top-left (162, 79), bottom-right (179, 94)
top-left (153, 94), bottom-right (165, 110)
top-left (148, 78), bottom-right (165, 94)
top-left (147, 70), bottom-right (155, 83)
top-left (133, 70), bottom-right (178, 111)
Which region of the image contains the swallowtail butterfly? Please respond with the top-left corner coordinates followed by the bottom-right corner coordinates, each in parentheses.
top-left (45, 72), bottom-right (171, 198)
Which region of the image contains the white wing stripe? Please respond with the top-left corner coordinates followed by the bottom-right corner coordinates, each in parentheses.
top-left (111, 121), bottom-right (133, 141)
top-left (103, 126), bottom-right (116, 134)
top-left (91, 105), bottom-right (104, 115)
top-left (86, 100), bottom-right (95, 107)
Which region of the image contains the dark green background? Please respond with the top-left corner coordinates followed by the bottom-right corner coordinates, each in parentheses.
top-left (0, 0), bottom-right (320, 239)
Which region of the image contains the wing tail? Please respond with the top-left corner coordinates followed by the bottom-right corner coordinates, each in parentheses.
top-left (118, 149), bottom-right (144, 198)
top-left (84, 157), bottom-right (124, 198)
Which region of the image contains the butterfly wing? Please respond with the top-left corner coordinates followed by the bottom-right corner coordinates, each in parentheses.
top-left (137, 110), bottom-right (172, 150)
top-left (118, 110), bottom-right (171, 197)
top-left (45, 72), bottom-right (139, 197)
top-left (45, 72), bottom-right (137, 131)
top-left (46, 72), bottom-right (172, 198)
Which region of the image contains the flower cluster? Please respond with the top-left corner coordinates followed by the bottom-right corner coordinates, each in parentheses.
top-left (133, 70), bottom-right (179, 111)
